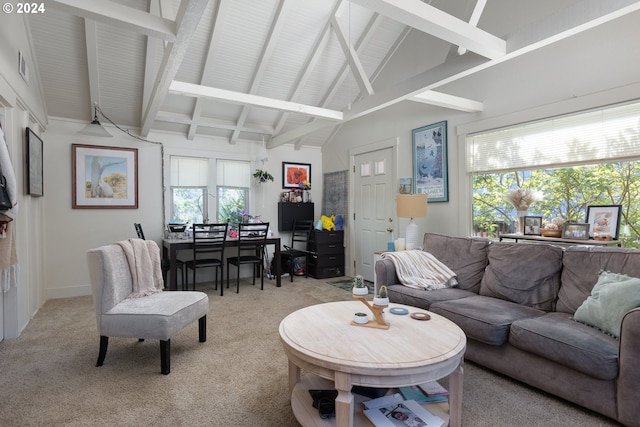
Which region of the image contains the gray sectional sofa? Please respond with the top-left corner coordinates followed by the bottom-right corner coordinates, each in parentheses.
top-left (375, 233), bottom-right (640, 426)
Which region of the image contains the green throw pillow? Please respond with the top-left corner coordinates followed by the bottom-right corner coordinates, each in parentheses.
top-left (573, 271), bottom-right (640, 337)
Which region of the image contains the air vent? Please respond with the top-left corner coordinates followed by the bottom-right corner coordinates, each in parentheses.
top-left (18, 51), bottom-right (29, 84)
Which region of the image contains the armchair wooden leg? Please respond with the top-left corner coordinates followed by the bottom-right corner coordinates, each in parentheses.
top-left (160, 339), bottom-right (171, 375)
top-left (96, 335), bottom-right (109, 367)
top-left (199, 316), bottom-right (207, 342)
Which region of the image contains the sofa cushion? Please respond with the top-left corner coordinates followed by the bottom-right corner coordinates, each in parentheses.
top-left (557, 246), bottom-right (640, 314)
top-left (573, 271), bottom-right (640, 338)
top-left (479, 243), bottom-right (563, 311)
top-left (387, 284), bottom-right (476, 310)
top-left (422, 233), bottom-right (490, 292)
top-left (510, 312), bottom-right (619, 381)
top-left (430, 295), bottom-right (545, 346)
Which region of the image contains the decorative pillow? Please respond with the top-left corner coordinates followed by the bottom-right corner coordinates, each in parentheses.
top-left (573, 271), bottom-right (640, 337)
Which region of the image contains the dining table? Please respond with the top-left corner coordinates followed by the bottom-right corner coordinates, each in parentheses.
top-left (162, 236), bottom-right (282, 291)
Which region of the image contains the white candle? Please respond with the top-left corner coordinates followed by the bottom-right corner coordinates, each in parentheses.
top-left (396, 238), bottom-right (405, 251)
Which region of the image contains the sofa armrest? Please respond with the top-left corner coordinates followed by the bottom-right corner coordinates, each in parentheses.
top-left (617, 307), bottom-right (640, 427)
top-left (375, 258), bottom-right (399, 291)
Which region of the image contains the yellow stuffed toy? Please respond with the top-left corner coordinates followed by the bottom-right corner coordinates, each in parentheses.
top-left (320, 215), bottom-right (335, 231)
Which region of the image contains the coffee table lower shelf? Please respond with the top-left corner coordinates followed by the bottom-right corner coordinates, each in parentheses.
top-left (291, 374), bottom-right (450, 427)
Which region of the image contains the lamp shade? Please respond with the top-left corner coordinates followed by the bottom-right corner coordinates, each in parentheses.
top-left (396, 194), bottom-right (427, 218)
top-left (78, 105), bottom-right (112, 137)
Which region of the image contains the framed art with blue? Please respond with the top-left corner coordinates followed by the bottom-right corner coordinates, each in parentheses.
top-left (412, 121), bottom-right (448, 202)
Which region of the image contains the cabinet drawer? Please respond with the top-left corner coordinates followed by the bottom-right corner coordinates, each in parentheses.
top-left (310, 254), bottom-right (344, 268)
top-left (311, 243), bottom-right (344, 255)
top-left (312, 230), bottom-right (344, 244)
top-left (309, 265), bottom-right (344, 279)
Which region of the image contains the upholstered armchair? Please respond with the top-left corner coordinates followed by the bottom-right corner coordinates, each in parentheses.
top-left (87, 241), bottom-right (209, 374)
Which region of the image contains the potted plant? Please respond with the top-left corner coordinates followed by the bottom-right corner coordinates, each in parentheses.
top-left (353, 312), bottom-right (369, 324)
top-left (352, 275), bottom-right (368, 295)
top-left (253, 169), bottom-right (274, 183)
top-left (373, 285), bottom-right (389, 306)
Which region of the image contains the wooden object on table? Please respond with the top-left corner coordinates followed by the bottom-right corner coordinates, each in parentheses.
top-left (279, 301), bottom-right (466, 427)
top-left (351, 295), bottom-right (389, 329)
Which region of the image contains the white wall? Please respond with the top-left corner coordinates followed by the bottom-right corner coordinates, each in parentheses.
top-left (43, 118), bottom-right (322, 299)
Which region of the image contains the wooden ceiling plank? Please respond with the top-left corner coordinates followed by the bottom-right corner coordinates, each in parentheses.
top-left (50, 0), bottom-right (176, 41)
top-left (350, 0), bottom-right (505, 59)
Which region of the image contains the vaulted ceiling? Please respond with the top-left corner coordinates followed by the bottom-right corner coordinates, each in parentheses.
top-left (27, 0), bottom-right (640, 149)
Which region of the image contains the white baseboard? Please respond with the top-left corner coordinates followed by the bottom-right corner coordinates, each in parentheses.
top-left (45, 285), bottom-right (92, 300)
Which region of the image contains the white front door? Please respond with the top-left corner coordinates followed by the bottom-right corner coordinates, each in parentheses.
top-left (352, 141), bottom-right (396, 282)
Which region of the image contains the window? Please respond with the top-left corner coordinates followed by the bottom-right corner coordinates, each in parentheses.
top-left (468, 101), bottom-right (640, 247)
top-left (216, 160), bottom-right (250, 226)
top-left (170, 156), bottom-right (209, 224)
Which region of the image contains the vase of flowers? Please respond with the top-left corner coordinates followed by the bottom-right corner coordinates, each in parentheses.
top-left (506, 188), bottom-right (541, 233)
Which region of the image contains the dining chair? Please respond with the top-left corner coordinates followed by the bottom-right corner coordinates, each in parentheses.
top-left (134, 222), bottom-right (187, 288)
top-left (226, 222), bottom-right (270, 293)
top-left (185, 223), bottom-right (228, 294)
top-left (280, 219), bottom-right (314, 282)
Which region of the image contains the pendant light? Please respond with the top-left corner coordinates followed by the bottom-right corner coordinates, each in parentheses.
top-left (78, 103), bottom-right (112, 137)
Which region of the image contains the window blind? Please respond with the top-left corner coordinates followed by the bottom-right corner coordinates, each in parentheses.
top-left (216, 160), bottom-right (250, 187)
top-left (170, 156), bottom-right (209, 186)
top-left (467, 101), bottom-right (640, 174)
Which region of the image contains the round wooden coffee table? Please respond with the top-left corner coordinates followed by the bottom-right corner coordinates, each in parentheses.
top-left (279, 301), bottom-right (466, 427)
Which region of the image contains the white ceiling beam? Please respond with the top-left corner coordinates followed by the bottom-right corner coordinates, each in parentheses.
top-left (330, 16), bottom-right (375, 96)
top-left (187, 0), bottom-right (228, 140)
top-left (156, 111), bottom-right (274, 134)
top-left (169, 81), bottom-right (344, 121)
top-left (458, 0), bottom-right (487, 55)
top-left (350, 0), bottom-right (505, 59)
top-left (230, 0), bottom-right (292, 144)
top-left (272, 0), bottom-right (344, 136)
top-left (272, 0), bottom-right (640, 145)
top-left (139, 0), bottom-right (210, 137)
top-left (83, 20), bottom-right (101, 116)
top-left (410, 91), bottom-right (483, 112)
top-left (49, 0), bottom-right (176, 41)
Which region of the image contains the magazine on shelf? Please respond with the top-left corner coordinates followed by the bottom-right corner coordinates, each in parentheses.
top-left (399, 386), bottom-right (448, 404)
top-left (363, 394), bottom-right (444, 427)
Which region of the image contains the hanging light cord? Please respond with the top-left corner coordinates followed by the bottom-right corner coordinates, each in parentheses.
top-left (94, 105), bottom-right (167, 228)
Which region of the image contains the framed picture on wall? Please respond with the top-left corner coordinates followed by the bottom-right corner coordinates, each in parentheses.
top-left (72, 144), bottom-right (138, 209)
top-left (412, 121), bottom-right (448, 202)
top-left (26, 127), bottom-right (44, 196)
top-left (282, 162), bottom-right (311, 189)
top-left (586, 205), bottom-right (622, 240)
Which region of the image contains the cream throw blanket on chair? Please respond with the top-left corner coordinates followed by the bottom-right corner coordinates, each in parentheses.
top-left (381, 250), bottom-right (458, 290)
top-left (117, 238), bottom-right (164, 298)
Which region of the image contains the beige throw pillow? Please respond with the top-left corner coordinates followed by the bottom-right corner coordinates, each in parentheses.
top-left (573, 271), bottom-right (640, 337)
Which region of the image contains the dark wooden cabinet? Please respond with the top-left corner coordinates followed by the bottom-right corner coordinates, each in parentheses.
top-left (278, 202), bottom-right (314, 231)
top-left (308, 230), bottom-right (344, 279)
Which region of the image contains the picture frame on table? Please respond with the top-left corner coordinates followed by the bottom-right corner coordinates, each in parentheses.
top-left (282, 162), bottom-right (311, 189)
top-left (586, 205), bottom-right (621, 240)
top-left (72, 144), bottom-right (138, 209)
top-left (562, 222), bottom-right (590, 240)
top-left (26, 127), bottom-right (44, 196)
top-left (412, 121), bottom-right (448, 202)
top-left (524, 216), bottom-right (542, 236)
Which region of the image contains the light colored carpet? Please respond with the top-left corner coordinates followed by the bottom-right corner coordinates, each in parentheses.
top-left (0, 277), bottom-right (620, 426)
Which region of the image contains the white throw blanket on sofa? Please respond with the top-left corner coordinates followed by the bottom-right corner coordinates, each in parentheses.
top-left (381, 250), bottom-right (458, 290)
top-left (117, 238), bottom-right (164, 298)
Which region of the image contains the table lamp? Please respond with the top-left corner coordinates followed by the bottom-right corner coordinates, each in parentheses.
top-left (396, 194), bottom-right (428, 250)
